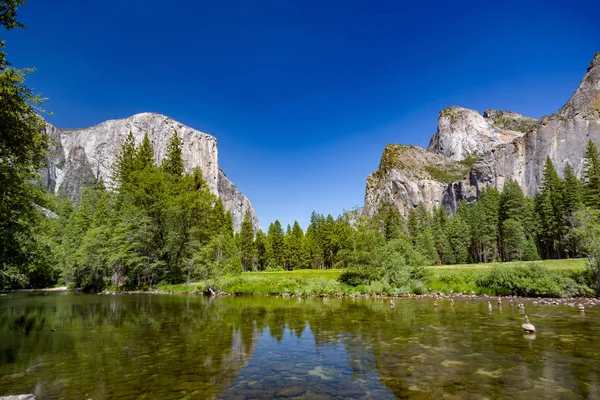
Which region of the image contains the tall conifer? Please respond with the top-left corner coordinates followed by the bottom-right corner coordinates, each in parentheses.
top-left (135, 133), bottom-right (155, 170)
top-left (582, 140), bottom-right (600, 209)
top-left (162, 131), bottom-right (184, 177)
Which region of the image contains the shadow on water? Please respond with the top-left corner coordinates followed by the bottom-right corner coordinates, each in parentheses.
top-left (0, 292), bottom-right (599, 399)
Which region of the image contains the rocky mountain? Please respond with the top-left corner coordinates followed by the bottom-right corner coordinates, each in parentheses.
top-left (365, 51), bottom-right (600, 217)
top-left (39, 112), bottom-right (260, 232)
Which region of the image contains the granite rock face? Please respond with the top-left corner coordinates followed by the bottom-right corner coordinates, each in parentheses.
top-left (470, 51), bottom-right (600, 196)
top-left (42, 113), bottom-right (259, 232)
top-left (427, 106), bottom-right (535, 161)
top-left (366, 51), bottom-right (600, 216)
top-left (363, 145), bottom-right (473, 217)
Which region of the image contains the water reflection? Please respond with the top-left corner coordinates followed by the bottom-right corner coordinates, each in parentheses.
top-left (0, 293), bottom-right (599, 399)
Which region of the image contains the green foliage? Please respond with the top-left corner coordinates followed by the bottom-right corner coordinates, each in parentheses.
top-left (0, 1), bottom-right (54, 288)
top-left (489, 111), bottom-right (537, 133)
top-left (575, 207), bottom-right (600, 295)
top-left (135, 133), bottom-right (155, 170)
top-left (162, 130), bottom-right (184, 177)
top-left (536, 157), bottom-right (565, 258)
top-left (582, 140), bottom-right (600, 209)
top-left (239, 212), bottom-right (254, 271)
top-left (501, 219), bottom-right (526, 261)
top-left (475, 264), bottom-right (590, 297)
top-left (114, 131), bottom-right (136, 184)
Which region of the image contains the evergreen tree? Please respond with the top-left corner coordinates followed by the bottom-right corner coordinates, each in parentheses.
top-left (254, 230), bottom-right (269, 270)
top-left (502, 218), bottom-right (526, 261)
top-left (478, 187), bottom-right (501, 262)
top-left (446, 214), bottom-right (471, 264)
top-left (582, 140), bottom-right (600, 209)
top-left (563, 163), bottom-right (583, 257)
top-left (536, 157), bottom-right (565, 258)
top-left (135, 133), bottom-right (155, 170)
top-left (162, 130), bottom-right (185, 177)
top-left (381, 203), bottom-right (403, 241)
top-left (268, 220), bottom-right (285, 267)
top-left (499, 179), bottom-right (525, 223)
top-left (415, 228), bottom-right (437, 265)
top-left (499, 179), bottom-right (526, 260)
top-left (431, 207), bottom-right (454, 264)
top-left (306, 211), bottom-right (325, 268)
top-left (0, 2), bottom-right (51, 287)
top-left (239, 212), bottom-right (254, 272)
top-left (114, 131), bottom-right (136, 184)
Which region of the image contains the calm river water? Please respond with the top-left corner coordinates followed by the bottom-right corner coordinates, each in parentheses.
top-left (0, 292), bottom-right (599, 399)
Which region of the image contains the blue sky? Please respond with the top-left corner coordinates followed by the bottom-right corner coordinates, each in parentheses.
top-left (5, 1), bottom-right (600, 230)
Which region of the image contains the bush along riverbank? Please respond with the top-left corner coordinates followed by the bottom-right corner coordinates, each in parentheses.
top-left (103, 262), bottom-right (597, 299)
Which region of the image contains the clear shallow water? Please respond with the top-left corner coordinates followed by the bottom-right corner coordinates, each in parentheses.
top-left (0, 292), bottom-right (599, 399)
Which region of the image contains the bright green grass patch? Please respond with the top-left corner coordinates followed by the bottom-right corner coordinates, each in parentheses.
top-left (244, 269), bottom-right (343, 279)
top-left (428, 258), bottom-right (587, 272)
top-left (155, 260), bottom-right (591, 297)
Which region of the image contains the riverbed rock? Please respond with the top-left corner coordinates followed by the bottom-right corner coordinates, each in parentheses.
top-left (40, 113), bottom-right (259, 232)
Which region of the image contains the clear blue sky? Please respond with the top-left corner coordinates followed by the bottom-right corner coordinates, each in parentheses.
top-left (5, 1), bottom-right (599, 230)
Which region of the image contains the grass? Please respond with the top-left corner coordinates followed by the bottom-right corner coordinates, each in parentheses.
top-left (428, 258), bottom-right (587, 272)
top-left (154, 259), bottom-right (592, 298)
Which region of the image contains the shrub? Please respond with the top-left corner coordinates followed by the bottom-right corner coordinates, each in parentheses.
top-left (475, 263), bottom-right (591, 297)
top-left (338, 269), bottom-right (379, 286)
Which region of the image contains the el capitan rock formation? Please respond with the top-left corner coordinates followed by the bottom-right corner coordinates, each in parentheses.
top-left (40, 112), bottom-right (259, 232)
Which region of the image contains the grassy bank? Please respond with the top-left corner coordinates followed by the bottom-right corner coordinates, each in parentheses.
top-left (155, 259), bottom-right (593, 298)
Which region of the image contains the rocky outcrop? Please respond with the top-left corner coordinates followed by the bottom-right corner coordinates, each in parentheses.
top-left (471, 51), bottom-right (600, 196)
top-left (218, 168), bottom-right (260, 232)
top-left (41, 112), bottom-right (259, 232)
top-left (427, 106), bottom-right (535, 161)
top-left (366, 51), bottom-right (600, 216)
top-left (363, 145), bottom-right (474, 217)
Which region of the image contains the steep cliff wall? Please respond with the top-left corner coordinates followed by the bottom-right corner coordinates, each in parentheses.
top-left (42, 112), bottom-right (259, 232)
top-left (365, 51), bottom-right (600, 216)
top-left (470, 51), bottom-right (600, 196)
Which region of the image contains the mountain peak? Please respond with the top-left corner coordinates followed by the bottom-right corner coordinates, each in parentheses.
top-left (558, 50), bottom-right (600, 120)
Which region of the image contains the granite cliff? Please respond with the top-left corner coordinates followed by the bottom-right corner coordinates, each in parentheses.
top-left (40, 112), bottom-right (260, 232)
top-left (365, 51), bottom-right (600, 217)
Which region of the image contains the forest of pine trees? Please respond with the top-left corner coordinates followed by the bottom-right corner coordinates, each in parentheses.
top-left (2, 136), bottom-right (600, 291)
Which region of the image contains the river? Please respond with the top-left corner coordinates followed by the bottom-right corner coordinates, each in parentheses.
top-left (1, 292), bottom-right (599, 399)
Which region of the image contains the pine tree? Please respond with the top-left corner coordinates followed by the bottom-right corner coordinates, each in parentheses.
top-left (536, 157), bottom-right (565, 258)
top-left (563, 163), bottom-right (582, 215)
top-left (135, 133), bottom-right (155, 170)
top-left (499, 179), bottom-right (525, 223)
top-left (381, 203), bottom-right (403, 241)
top-left (563, 163), bottom-right (583, 257)
top-left (268, 220), bottom-right (285, 267)
top-left (254, 230), bottom-right (268, 270)
top-left (479, 187), bottom-right (500, 262)
top-left (162, 130), bottom-right (185, 177)
top-left (582, 140), bottom-right (600, 209)
top-left (239, 212), bottom-right (254, 272)
top-left (501, 218), bottom-right (526, 261)
top-left (447, 214), bottom-right (471, 264)
top-left (306, 211), bottom-right (325, 268)
top-left (114, 131), bottom-right (136, 184)
top-left (415, 228), bottom-right (437, 265)
top-left (431, 206), bottom-right (454, 264)
top-left (499, 179), bottom-right (526, 260)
